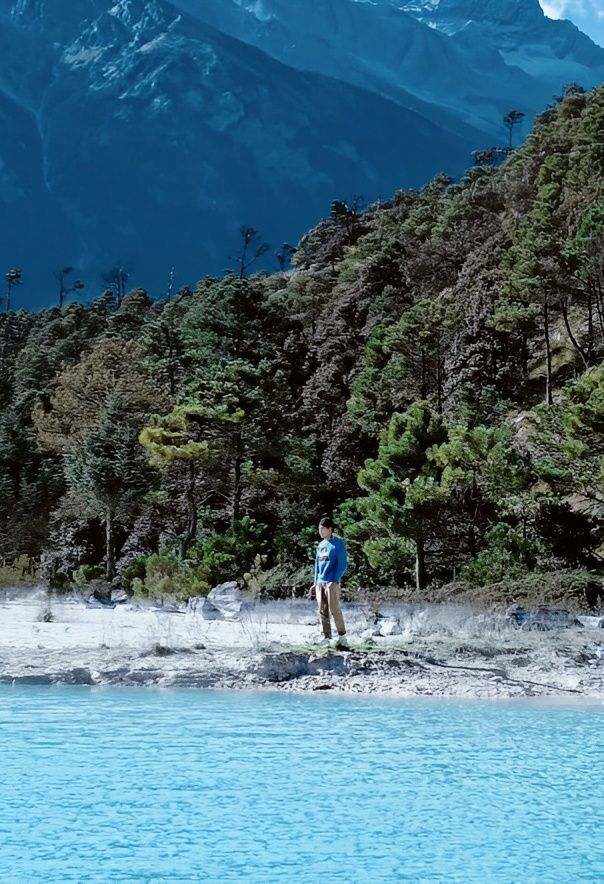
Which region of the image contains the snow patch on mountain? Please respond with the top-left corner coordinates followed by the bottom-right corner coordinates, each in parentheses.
top-left (397, 0), bottom-right (604, 88)
top-left (0, 0), bottom-right (476, 306)
top-left (233, 0), bottom-right (276, 22)
top-left (2, 0), bottom-right (604, 307)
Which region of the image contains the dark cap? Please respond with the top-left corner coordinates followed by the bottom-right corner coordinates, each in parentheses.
top-left (318, 516), bottom-right (334, 529)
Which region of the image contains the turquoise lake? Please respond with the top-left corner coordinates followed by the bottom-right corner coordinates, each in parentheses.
top-left (1, 686), bottom-right (603, 882)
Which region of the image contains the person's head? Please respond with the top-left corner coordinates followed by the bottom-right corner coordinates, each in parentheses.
top-left (318, 515), bottom-right (334, 539)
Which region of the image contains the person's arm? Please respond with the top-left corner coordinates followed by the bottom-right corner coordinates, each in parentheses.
top-left (309, 549), bottom-right (318, 597)
top-left (336, 539), bottom-right (348, 581)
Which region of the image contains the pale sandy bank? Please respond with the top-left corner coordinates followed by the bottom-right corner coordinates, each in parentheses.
top-left (0, 588), bottom-right (603, 700)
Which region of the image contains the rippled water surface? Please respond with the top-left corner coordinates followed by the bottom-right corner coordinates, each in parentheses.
top-left (1, 687), bottom-right (603, 882)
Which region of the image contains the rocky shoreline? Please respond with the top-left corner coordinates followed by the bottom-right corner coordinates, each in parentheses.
top-left (3, 644), bottom-right (602, 700)
top-left (1, 589), bottom-right (603, 700)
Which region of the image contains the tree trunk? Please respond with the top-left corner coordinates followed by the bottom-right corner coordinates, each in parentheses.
top-left (468, 476), bottom-right (479, 557)
top-left (559, 297), bottom-right (588, 368)
top-left (168, 330), bottom-right (176, 396)
top-left (436, 349), bottom-right (443, 414)
top-left (105, 506), bottom-right (115, 580)
top-left (231, 428), bottom-right (243, 532)
top-left (179, 462), bottom-right (198, 561)
top-left (420, 349), bottom-right (427, 399)
top-left (468, 521), bottom-right (477, 558)
top-left (587, 285), bottom-right (594, 362)
top-left (521, 331), bottom-right (528, 380)
top-left (593, 278), bottom-right (604, 339)
top-left (415, 534), bottom-right (427, 592)
top-left (543, 300), bottom-right (553, 406)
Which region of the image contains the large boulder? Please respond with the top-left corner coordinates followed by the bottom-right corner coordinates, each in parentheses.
top-left (505, 603), bottom-right (528, 625)
top-left (87, 579), bottom-right (116, 608)
top-left (253, 651), bottom-right (347, 683)
top-left (252, 652), bottom-right (310, 682)
top-left (507, 604), bottom-right (583, 630)
top-left (189, 581), bottom-right (243, 620)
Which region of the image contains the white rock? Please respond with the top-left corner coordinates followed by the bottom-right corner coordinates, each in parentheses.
top-left (189, 582), bottom-right (243, 620)
top-left (577, 616), bottom-right (604, 629)
top-left (361, 627), bottom-right (380, 639)
top-left (379, 619), bottom-right (402, 637)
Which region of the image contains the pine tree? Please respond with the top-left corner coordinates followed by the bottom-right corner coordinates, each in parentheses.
top-left (355, 402), bottom-right (448, 590)
top-left (140, 400), bottom-right (237, 560)
top-left (65, 397), bottom-right (153, 579)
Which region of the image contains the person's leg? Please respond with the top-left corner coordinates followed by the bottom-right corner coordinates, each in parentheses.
top-left (326, 582), bottom-right (346, 636)
top-left (315, 584), bottom-right (332, 638)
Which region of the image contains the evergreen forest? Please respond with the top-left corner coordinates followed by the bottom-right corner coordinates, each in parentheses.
top-left (2, 85), bottom-right (603, 607)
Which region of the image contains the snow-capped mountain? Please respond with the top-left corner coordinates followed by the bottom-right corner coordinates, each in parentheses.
top-left (1, 0), bottom-right (603, 306)
top-left (0, 0), bottom-right (474, 305)
top-left (173, 0), bottom-right (604, 135)
top-left (397, 0), bottom-right (604, 89)
top-left (171, 0), bottom-right (544, 138)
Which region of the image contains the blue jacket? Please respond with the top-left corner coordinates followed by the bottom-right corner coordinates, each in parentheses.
top-left (314, 536), bottom-right (347, 584)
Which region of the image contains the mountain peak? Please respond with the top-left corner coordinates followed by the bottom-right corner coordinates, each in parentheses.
top-left (399, 0), bottom-right (604, 84)
top-left (398, 0), bottom-right (546, 31)
top-left (2, 0), bottom-right (604, 307)
top-left (434, 0), bottom-right (544, 22)
top-left (0, 0), bottom-right (475, 305)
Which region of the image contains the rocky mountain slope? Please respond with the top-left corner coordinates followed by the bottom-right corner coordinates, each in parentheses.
top-left (1, 0), bottom-right (603, 306)
top-left (174, 0), bottom-right (604, 136)
top-left (400, 0), bottom-right (604, 89)
top-left (0, 0), bottom-right (474, 306)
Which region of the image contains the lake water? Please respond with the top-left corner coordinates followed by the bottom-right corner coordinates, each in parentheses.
top-left (1, 687), bottom-right (603, 882)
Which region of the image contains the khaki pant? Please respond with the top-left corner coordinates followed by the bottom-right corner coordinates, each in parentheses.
top-left (315, 582), bottom-right (346, 638)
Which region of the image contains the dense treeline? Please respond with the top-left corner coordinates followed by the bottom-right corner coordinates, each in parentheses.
top-left (1, 85), bottom-right (603, 601)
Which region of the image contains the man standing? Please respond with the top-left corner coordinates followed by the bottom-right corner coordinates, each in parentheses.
top-left (312, 515), bottom-right (349, 647)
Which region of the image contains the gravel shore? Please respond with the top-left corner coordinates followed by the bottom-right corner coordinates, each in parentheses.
top-left (1, 588), bottom-right (603, 700)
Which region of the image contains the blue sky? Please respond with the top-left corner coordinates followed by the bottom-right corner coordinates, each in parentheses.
top-left (539, 1), bottom-right (604, 47)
